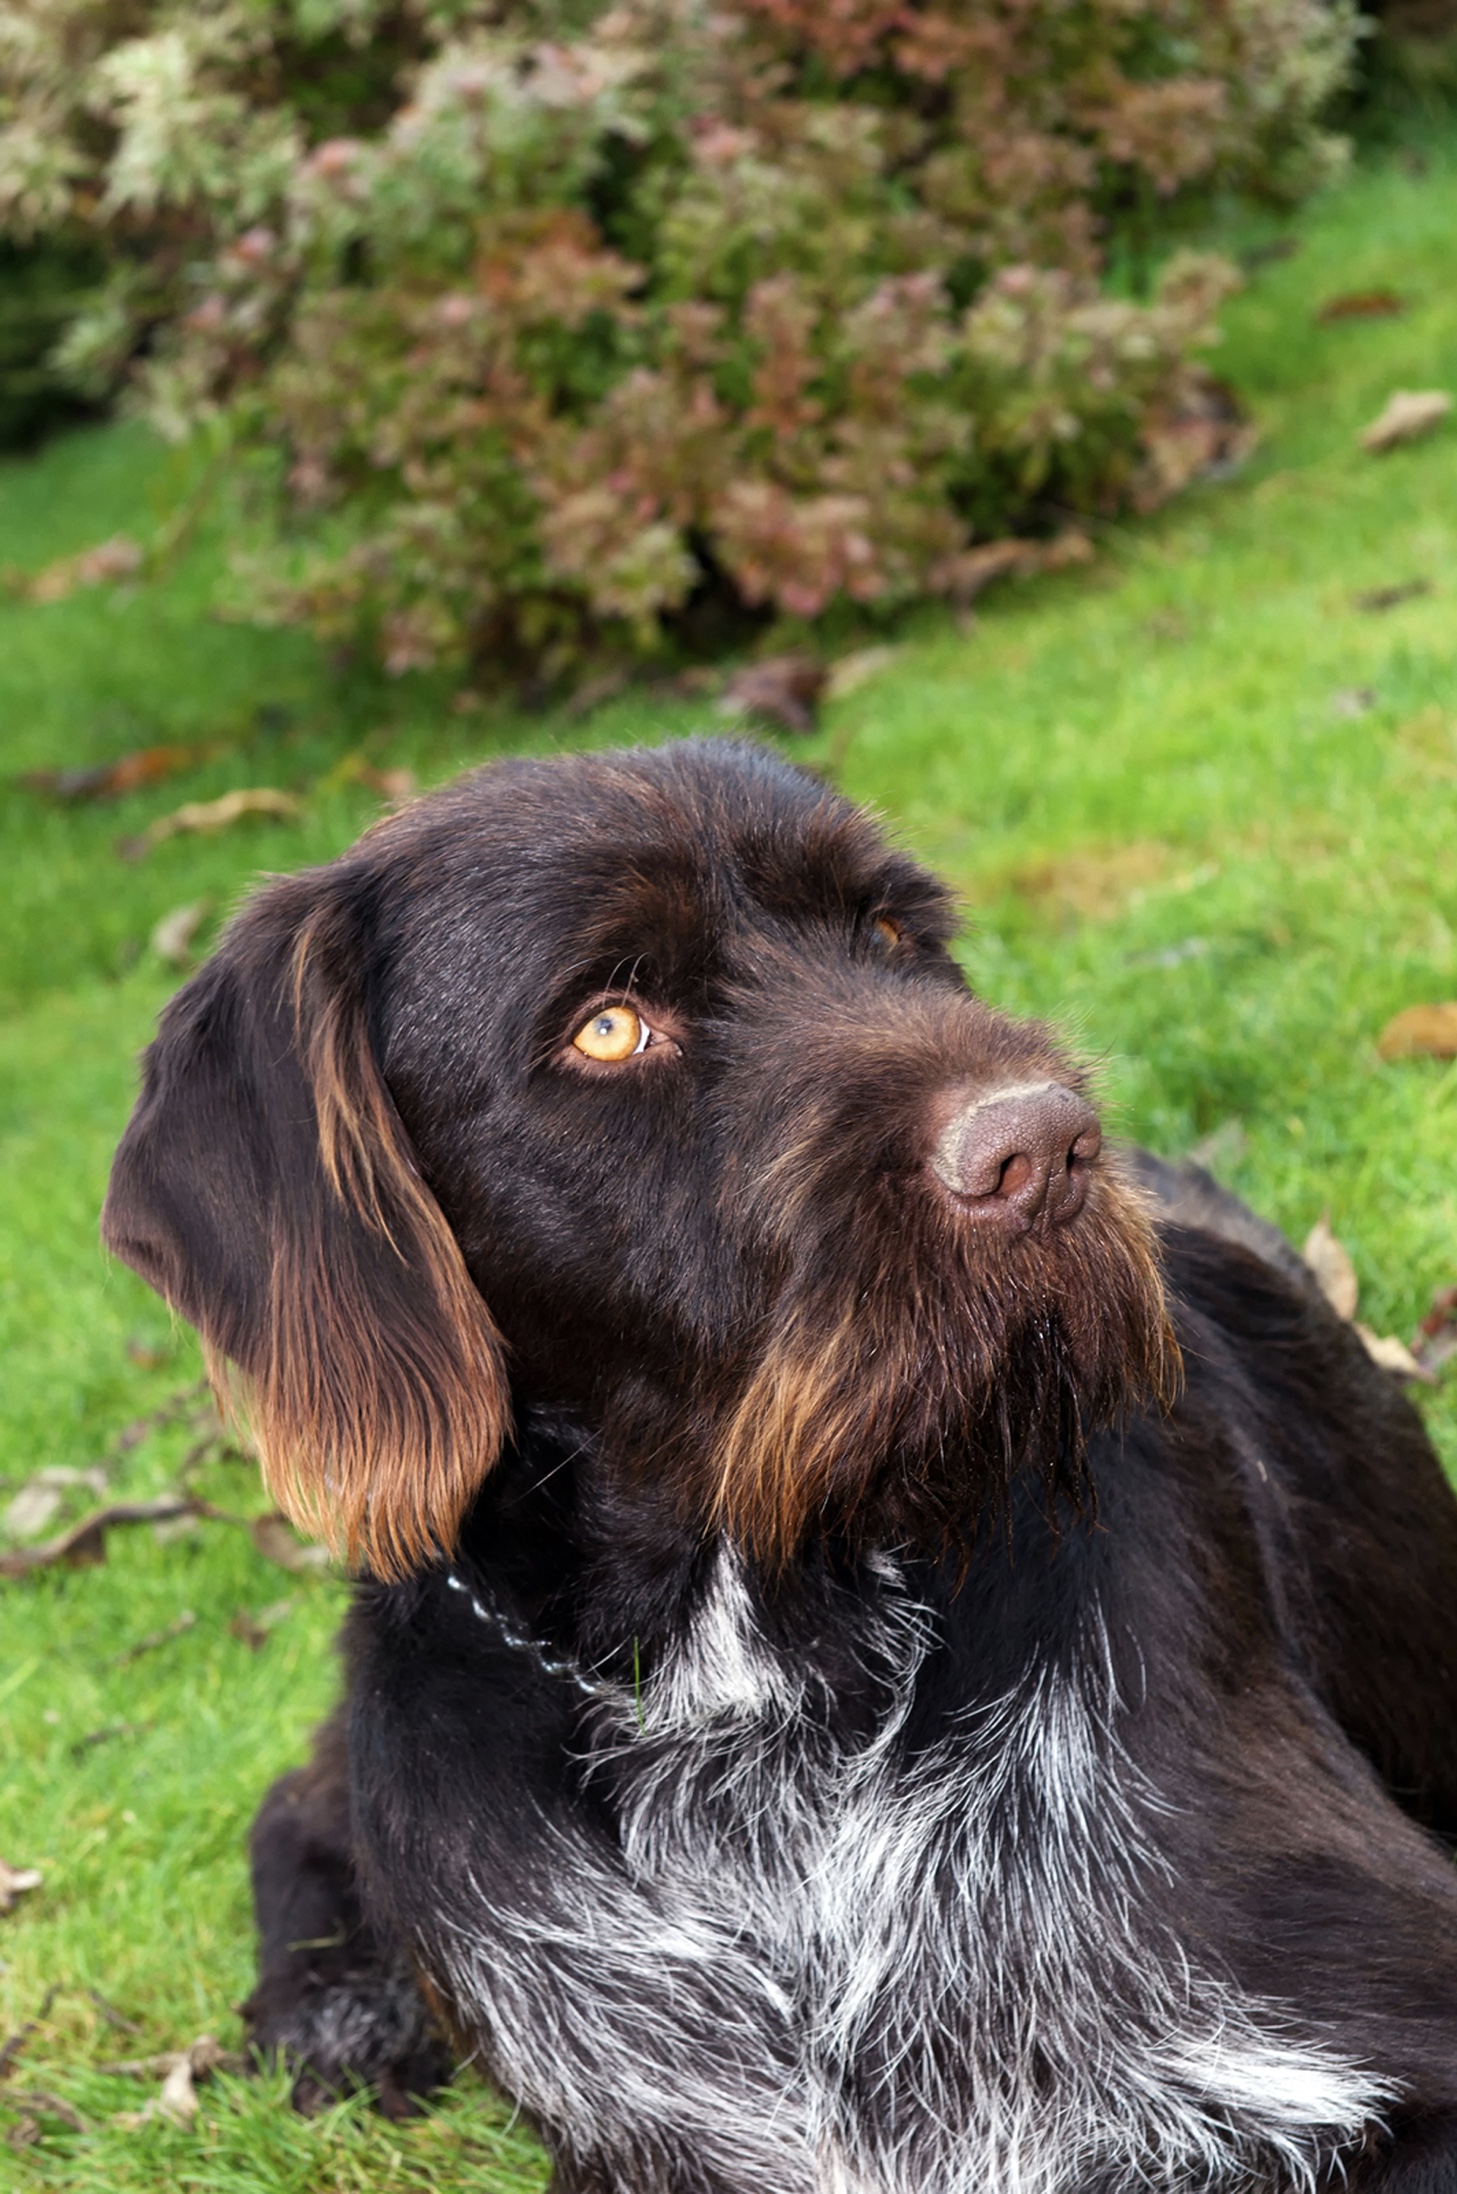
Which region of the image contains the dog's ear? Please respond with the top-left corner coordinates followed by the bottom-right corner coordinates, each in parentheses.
top-left (101, 870), bottom-right (509, 1580)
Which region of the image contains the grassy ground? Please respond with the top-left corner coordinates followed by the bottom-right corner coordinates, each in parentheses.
top-left (2, 136), bottom-right (1456, 2190)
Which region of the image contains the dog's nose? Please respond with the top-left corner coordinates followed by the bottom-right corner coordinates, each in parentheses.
top-left (930, 1082), bottom-right (1101, 1231)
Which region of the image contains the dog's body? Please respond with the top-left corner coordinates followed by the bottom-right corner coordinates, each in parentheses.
top-left (103, 742), bottom-right (1457, 2191)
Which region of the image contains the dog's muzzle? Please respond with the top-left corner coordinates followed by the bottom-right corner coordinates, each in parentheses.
top-left (930, 1082), bottom-right (1101, 1234)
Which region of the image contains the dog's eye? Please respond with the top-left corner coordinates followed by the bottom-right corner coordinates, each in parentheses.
top-left (572, 1006), bottom-right (649, 1063)
top-left (873, 917), bottom-right (902, 951)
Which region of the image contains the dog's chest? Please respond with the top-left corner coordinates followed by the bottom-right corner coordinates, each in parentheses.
top-left (427, 1557), bottom-right (1381, 2194)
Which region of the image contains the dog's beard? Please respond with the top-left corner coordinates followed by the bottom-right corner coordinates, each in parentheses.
top-left (708, 1168), bottom-right (1177, 1564)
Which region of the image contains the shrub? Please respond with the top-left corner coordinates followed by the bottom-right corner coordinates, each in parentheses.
top-left (0, 0), bottom-right (1359, 676)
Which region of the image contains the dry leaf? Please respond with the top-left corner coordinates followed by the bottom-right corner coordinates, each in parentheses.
top-left (0, 1496), bottom-right (200, 1578)
top-left (1189, 1119), bottom-right (1248, 1174)
top-left (228, 1597), bottom-right (295, 1650)
top-left (933, 528), bottom-right (1093, 609)
top-left (20, 743), bottom-right (210, 803)
top-left (0, 1859), bottom-right (42, 1914)
top-left (4, 2090), bottom-right (85, 2144)
top-left (120, 788), bottom-right (301, 861)
top-left (1355, 1325), bottom-right (1432, 1382)
top-left (1316, 290), bottom-right (1405, 323)
top-left (1303, 1215), bottom-right (1359, 1322)
top-left (1354, 578), bottom-right (1430, 613)
top-left (362, 765), bottom-right (415, 804)
top-left (566, 669), bottom-right (630, 719)
top-left (1136, 377), bottom-right (1256, 510)
top-left (826, 646), bottom-right (899, 701)
top-left (113, 2036), bottom-right (237, 2130)
top-left (1360, 390), bottom-right (1452, 454)
top-left (250, 1512), bottom-right (331, 1573)
top-left (3, 1485), bottom-right (62, 1541)
top-left (1012, 842), bottom-right (1175, 925)
top-left (4, 1467), bottom-right (108, 1541)
top-left (150, 901), bottom-right (213, 969)
top-left (1414, 1285), bottom-right (1457, 1379)
top-left (16, 535), bottom-right (143, 606)
top-left (1376, 1002), bottom-right (1457, 1061)
top-left (718, 655), bottom-right (828, 735)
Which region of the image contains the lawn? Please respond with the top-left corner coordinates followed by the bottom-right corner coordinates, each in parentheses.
top-left (2, 135), bottom-right (1456, 2190)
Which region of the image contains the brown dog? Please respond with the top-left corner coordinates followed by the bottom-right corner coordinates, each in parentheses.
top-left (105, 740), bottom-right (1457, 2192)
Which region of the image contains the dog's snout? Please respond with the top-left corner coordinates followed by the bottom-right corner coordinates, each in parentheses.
top-left (930, 1082), bottom-right (1101, 1232)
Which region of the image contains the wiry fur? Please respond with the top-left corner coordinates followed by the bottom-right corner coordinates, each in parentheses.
top-left (403, 1548), bottom-right (1389, 2194)
top-left (101, 740), bottom-right (1457, 2193)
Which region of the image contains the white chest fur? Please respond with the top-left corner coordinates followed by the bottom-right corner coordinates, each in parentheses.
top-left (431, 1553), bottom-right (1386, 2194)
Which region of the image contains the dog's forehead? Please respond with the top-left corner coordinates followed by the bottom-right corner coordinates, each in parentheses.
top-left (393, 742), bottom-right (943, 957)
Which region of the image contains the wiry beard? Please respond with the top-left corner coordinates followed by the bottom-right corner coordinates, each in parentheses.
top-left (706, 1162), bottom-right (1178, 1566)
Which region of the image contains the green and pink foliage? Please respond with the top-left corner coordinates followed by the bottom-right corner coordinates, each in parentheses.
top-left (0, 0), bottom-right (1358, 673)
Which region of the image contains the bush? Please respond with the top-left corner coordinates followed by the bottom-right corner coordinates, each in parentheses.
top-left (0, 0), bottom-right (1359, 677)
top-left (0, 239), bottom-right (104, 447)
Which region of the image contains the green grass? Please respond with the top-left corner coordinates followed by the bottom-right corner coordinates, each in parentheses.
top-left (2, 137), bottom-right (1456, 2189)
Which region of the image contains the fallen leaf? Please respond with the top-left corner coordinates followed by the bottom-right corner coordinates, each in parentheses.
top-left (0, 1495), bottom-right (201, 1578)
top-left (4, 2089), bottom-right (85, 2144)
top-left (0, 1860), bottom-right (42, 1914)
top-left (934, 528), bottom-right (1094, 609)
top-left (158, 2055), bottom-right (199, 2126)
top-left (3, 1486), bottom-right (62, 1541)
top-left (1355, 1325), bottom-right (1432, 1382)
top-left (228, 1596), bottom-right (295, 1650)
top-left (15, 535), bottom-right (143, 605)
top-left (826, 646), bottom-right (900, 702)
top-left (1188, 1119), bottom-right (1248, 1174)
top-left (362, 765), bottom-right (415, 804)
top-left (111, 2036), bottom-right (238, 2129)
top-left (119, 787), bottom-right (301, 861)
top-left (1317, 289), bottom-right (1405, 322)
top-left (1360, 390), bottom-right (1452, 454)
top-left (1012, 842), bottom-right (1174, 925)
top-left (4, 1467), bottom-right (109, 1542)
top-left (149, 900), bottom-right (213, 969)
top-left (1040, 529), bottom-right (1097, 573)
top-left (1303, 1215), bottom-right (1359, 1322)
top-left (1414, 1286), bottom-right (1457, 1378)
top-left (1354, 578), bottom-right (1431, 613)
top-left (19, 744), bottom-right (207, 802)
top-left (1376, 1002), bottom-right (1457, 1061)
top-left (718, 655), bottom-right (828, 735)
top-left (1330, 687), bottom-right (1376, 719)
top-left (113, 1610), bottom-right (197, 1667)
top-left (565, 669), bottom-right (629, 720)
top-left (1137, 377), bottom-right (1257, 510)
top-left (250, 1512), bottom-right (331, 1573)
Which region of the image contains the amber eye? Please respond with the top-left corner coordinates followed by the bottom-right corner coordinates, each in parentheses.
top-left (873, 917), bottom-right (902, 950)
top-left (572, 1005), bottom-right (648, 1062)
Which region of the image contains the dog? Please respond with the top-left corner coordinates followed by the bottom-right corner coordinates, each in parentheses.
top-left (103, 738), bottom-right (1457, 2192)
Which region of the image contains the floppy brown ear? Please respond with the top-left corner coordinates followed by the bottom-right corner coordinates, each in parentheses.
top-left (101, 870), bottom-right (509, 1581)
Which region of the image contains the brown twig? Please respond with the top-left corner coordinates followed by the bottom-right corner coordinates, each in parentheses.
top-left (113, 1610), bottom-right (197, 1667)
top-left (0, 1498), bottom-right (203, 1579)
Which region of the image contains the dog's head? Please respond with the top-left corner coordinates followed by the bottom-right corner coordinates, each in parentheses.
top-left (103, 740), bottom-right (1175, 1578)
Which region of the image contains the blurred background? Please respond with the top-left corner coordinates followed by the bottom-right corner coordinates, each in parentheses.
top-left (1, 1), bottom-right (1455, 2184)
